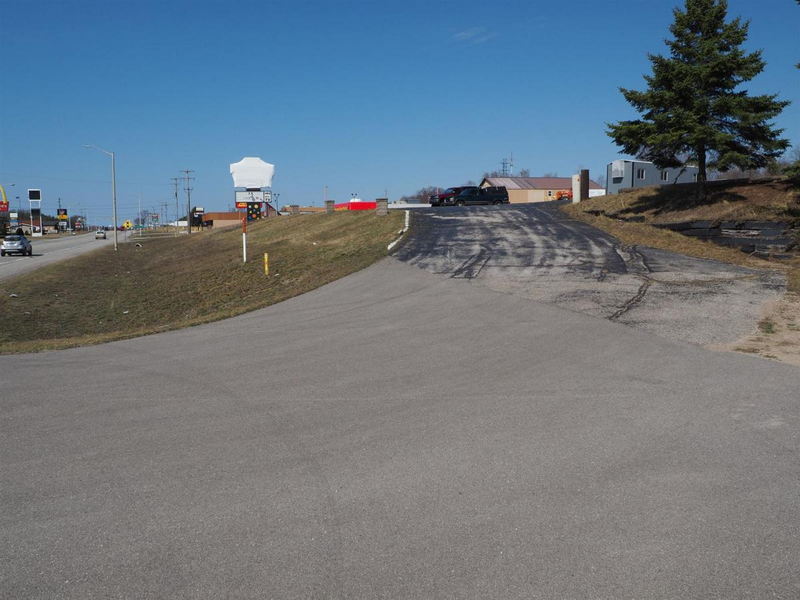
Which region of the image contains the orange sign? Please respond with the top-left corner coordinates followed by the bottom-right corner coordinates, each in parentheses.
top-left (235, 201), bottom-right (248, 209)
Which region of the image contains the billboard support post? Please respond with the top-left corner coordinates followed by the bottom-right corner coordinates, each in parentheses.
top-left (242, 211), bottom-right (247, 263)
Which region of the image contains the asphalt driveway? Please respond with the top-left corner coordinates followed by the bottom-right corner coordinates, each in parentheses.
top-left (2, 255), bottom-right (799, 598)
top-left (394, 203), bottom-right (785, 346)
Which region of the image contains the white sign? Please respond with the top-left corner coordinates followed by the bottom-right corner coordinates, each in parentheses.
top-left (230, 157), bottom-right (275, 189)
top-left (235, 190), bottom-right (265, 203)
top-left (9, 212), bottom-right (17, 218)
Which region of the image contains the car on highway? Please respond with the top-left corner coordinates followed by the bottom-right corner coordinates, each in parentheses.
top-left (95, 230), bottom-right (107, 239)
top-left (1, 234), bottom-right (33, 256)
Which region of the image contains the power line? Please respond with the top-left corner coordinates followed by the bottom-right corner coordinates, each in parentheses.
top-left (181, 170), bottom-right (194, 235)
top-left (171, 177), bottom-right (180, 234)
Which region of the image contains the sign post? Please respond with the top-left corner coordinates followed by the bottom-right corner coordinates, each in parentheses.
top-left (57, 208), bottom-right (68, 231)
top-left (28, 189), bottom-right (42, 236)
top-left (242, 211), bottom-right (247, 263)
top-left (230, 156), bottom-right (276, 264)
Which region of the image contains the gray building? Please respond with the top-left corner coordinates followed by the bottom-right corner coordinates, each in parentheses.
top-left (606, 159), bottom-right (699, 195)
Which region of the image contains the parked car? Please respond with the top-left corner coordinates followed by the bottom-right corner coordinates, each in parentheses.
top-left (1, 234), bottom-right (33, 256)
top-left (432, 186), bottom-right (476, 206)
top-left (95, 230), bottom-right (107, 239)
top-left (452, 186), bottom-right (509, 206)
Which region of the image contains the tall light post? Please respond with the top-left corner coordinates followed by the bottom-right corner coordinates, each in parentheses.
top-left (83, 144), bottom-right (118, 251)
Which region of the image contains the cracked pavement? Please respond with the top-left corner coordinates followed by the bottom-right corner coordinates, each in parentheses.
top-left (394, 203), bottom-right (785, 346)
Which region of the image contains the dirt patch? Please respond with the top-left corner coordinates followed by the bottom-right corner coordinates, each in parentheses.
top-left (709, 293), bottom-right (800, 366)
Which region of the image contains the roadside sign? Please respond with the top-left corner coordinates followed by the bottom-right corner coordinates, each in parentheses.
top-left (236, 190), bottom-right (265, 204)
top-left (10, 212), bottom-right (18, 219)
top-left (0, 200), bottom-right (8, 212)
top-left (235, 201), bottom-right (248, 209)
top-left (57, 208), bottom-right (68, 220)
top-left (28, 189), bottom-right (41, 201)
top-left (246, 202), bottom-right (261, 221)
top-left (247, 202), bottom-right (261, 221)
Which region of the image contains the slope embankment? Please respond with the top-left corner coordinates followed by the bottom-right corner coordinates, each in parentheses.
top-left (0, 211), bottom-right (403, 353)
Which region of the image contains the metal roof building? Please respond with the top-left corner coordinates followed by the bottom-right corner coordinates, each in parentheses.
top-left (480, 177), bottom-right (603, 203)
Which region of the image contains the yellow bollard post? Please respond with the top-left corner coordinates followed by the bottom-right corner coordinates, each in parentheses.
top-left (263, 252), bottom-right (269, 276)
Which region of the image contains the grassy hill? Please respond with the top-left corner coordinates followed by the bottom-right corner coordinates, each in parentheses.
top-left (0, 211), bottom-right (404, 353)
top-left (575, 177), bottom-right (800, 224)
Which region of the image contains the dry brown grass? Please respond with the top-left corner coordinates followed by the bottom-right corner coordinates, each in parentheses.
top-left (0, 211), bottom-right (404, 353)
top-left (578, 177), bottom-right (800, 224)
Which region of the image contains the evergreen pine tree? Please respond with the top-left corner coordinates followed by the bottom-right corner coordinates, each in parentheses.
top-left (607, 0), bottom-right (789, 198)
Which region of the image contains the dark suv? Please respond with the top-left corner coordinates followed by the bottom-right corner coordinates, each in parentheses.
top-left (431, 186), bottom-right (475, 206)
top-left (452, 186), bottom-right (509, 206)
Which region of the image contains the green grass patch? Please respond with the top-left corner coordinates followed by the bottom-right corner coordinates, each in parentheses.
top-left (758, 319), bottom-right (777, 335)
top-left (0, 211), bottom-right (404, 353)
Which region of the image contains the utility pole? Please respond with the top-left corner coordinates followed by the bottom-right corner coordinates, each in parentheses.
top-left (171, 177), bottom-right (180, 235)
top-left (181, 170), bottom-right (194, 235)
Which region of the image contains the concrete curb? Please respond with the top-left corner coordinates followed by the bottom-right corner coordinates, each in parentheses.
top-left (387, 210), bottom-right (410, 252)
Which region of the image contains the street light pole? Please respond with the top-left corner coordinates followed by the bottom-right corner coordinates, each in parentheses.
top-left (84, 145), bottom-right (118, 251)
top-left (111, 151), bottom-right (118, 249)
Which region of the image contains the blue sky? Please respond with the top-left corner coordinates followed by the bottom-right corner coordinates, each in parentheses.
top-left (1, 0), bottom-right (798, 225)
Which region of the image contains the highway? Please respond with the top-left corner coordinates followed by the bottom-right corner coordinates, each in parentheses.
top-left (2, 208), bottom-right (799, 598)
top-left (0, 231), bottom-right (119, 281)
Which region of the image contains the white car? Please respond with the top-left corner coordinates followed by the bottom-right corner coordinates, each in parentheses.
top-left (95, 230), bottom-right (107, 239)
top-left (1, 234), bottom-right (33, 256)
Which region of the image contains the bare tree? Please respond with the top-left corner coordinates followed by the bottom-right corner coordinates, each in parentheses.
top-left (484, 168), bottom-right (531, 178)
top-left (399, 186), bottom-right (440, 203)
